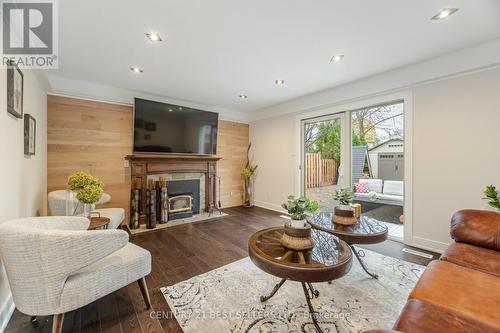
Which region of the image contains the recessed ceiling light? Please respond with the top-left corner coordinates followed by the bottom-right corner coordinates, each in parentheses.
top-left (239, 94), bottom-right (248, 99)
top-left (330, 54), bottom-right (344, 63)
top-left (145, 32), bottom-right (162, 42)
top-left (130, 66), bottom-right (143, 73)
top-left (431, 8), bottom-right (458, 20)
top-left (275, 79), bottom-right (285, 85)
top-left (168, 108), bottom-right (173, 112)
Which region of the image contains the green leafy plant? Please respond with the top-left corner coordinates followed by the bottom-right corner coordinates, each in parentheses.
top-left (241, 143), bottom-right (258, 178)
top-left (334, 188), bottom-right (354, 205)
top-left (483, 185), bottom-right (500, 211)
top-left (68, 171), bottom-right (104, 204)
top-left (241, 165), bottom-right (258, 178)
top-left (281, 195), bottom-right (319, 220)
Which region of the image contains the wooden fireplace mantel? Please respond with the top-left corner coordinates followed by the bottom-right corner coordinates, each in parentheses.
top-left (125, 154), bottom-right (221, 226)
top-left (125, 154), bottom-right (221, 162)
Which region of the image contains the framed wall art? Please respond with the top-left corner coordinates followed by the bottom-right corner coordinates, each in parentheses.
top-left (7, 60), bottom-right (24, 118)
top-left (24, 114), bottom-right (36, 155)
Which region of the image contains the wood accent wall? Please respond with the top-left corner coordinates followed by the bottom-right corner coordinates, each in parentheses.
top-left (47, 96), bottom-right (133, 216)
top-left (217, 121), bottom-right (249, 208)
top-left (47, 95), bottom-right (248, 222)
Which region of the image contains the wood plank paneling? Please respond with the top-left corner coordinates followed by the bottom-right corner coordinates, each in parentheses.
top-left (47, 95), bottom-right (248, 223)
top-left (47, 95), bottom-right (133, 220)
top-left (216, 121), bottom-right (249, 208)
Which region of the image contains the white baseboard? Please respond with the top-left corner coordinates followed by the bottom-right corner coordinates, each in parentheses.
top-left (253, 200), bottom-right (285, 214)
top-left (0, 293), bottom-right (14, 333)
top-left (410, 236), bottom-right (449, 254)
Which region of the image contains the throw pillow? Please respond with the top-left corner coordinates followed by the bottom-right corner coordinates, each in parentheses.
top-left (354, 183), bottom-right (369, 193)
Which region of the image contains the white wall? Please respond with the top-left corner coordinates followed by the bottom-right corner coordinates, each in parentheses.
top-left (250, 67), bottom-right (500, 253)
top-left (250, 113), bottom-right (297, 212)
top-left (411, 68), bottom-right (500, 250)
top-left (0, 70), bottom-right (48, 332)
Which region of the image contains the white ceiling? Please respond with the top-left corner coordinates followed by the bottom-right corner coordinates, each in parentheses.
top-left (48, 0), bottom-right (500, 113)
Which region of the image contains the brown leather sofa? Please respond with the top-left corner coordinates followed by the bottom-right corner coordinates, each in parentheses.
top-left (367, 209), bottom-right (500, 333)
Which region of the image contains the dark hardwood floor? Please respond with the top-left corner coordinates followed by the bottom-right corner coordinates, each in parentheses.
top-left (5, 206), bottom-right (439, 333)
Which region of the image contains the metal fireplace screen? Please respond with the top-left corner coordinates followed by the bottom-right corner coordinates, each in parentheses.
top-left (168, 195), bottom-right (193, 213)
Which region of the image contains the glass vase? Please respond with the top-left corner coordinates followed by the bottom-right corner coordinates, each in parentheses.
top-left (66, 190), bottom-right (78, 216)
top-left (244, 177), bottom-right (253, 208)
top-left (83, 203), bottom-right (93, 219)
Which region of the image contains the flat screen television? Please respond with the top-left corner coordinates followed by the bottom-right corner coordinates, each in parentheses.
top-left (133, 98), bottom-right (218, 155)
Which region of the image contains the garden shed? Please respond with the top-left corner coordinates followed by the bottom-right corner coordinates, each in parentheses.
top-left (368, 138), bottom-right (404, 181)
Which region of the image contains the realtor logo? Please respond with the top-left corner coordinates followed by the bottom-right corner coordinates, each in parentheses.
top-left (1, 0), bottom-right (58, 68)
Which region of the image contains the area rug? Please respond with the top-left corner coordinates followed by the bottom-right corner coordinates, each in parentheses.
top-left (161, 248), bottom-right (424, 332)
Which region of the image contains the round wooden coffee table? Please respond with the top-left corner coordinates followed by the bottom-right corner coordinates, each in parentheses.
top-left (248, 226), bottom-right (352, 332)
top-left (308, 212), bottom-right (388, 279)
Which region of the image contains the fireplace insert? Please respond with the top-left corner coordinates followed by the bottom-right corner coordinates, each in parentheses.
top-left (169, 195), bottom-right (192, 213)
top-left (167, 179), bottom-right (201, 220)
top-left (168, 194), bottom-right (194, 219)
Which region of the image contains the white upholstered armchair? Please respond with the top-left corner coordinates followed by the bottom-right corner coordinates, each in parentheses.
top-left (0, 216), bottom-right (152, 333)
top-left (48, 190), bottom-right (125, 229)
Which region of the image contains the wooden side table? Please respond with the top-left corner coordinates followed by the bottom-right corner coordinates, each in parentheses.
top-left (89, 217), bottom-right (110, 230)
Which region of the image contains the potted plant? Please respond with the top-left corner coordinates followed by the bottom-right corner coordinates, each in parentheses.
top-left (68, 171), bottom-right (104, 219)
top-left (483, 185), bottom-right (500, 211)
top-left (281, 195), bottom-right (319, 228)
top-left (280, 195), bottom-right (319, 250)
top-left (333, 188), bottom-right (357, 225)
top-left (334, 188), bottom-right (354, 209)
top-left (241, 143), bottom-right (258, 207)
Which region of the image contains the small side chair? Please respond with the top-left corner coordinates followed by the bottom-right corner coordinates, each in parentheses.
top-left (0, 216), bottom-right (152, 333)
top-left (48, 190), bottom-right (125, 229)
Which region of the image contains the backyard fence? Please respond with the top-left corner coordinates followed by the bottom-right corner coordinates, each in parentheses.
top-left (305, 153), bottom-right (339, 188)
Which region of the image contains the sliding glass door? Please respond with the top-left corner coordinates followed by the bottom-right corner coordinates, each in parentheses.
top-left (301, 115), bottom-right (344, 212)
top-left (299, 101), bottom-right (406, 241)
top-left (350, 101), bottom-right (405, 240)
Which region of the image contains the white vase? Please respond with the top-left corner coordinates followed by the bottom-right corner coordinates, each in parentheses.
top-left (66, 190), bottom-right (78, 216)
top-left (83, 203), bottom-right (93, 219)
top-left (289, 219), bottom-right (306, 228)
top-left (244, 177), bottom-right (254, 207)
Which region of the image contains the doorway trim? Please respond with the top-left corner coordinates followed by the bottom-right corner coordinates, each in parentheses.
top-left (295, 90), bottom-right (413, 245)
top-left (299, 113), bottom-right (347, 196)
